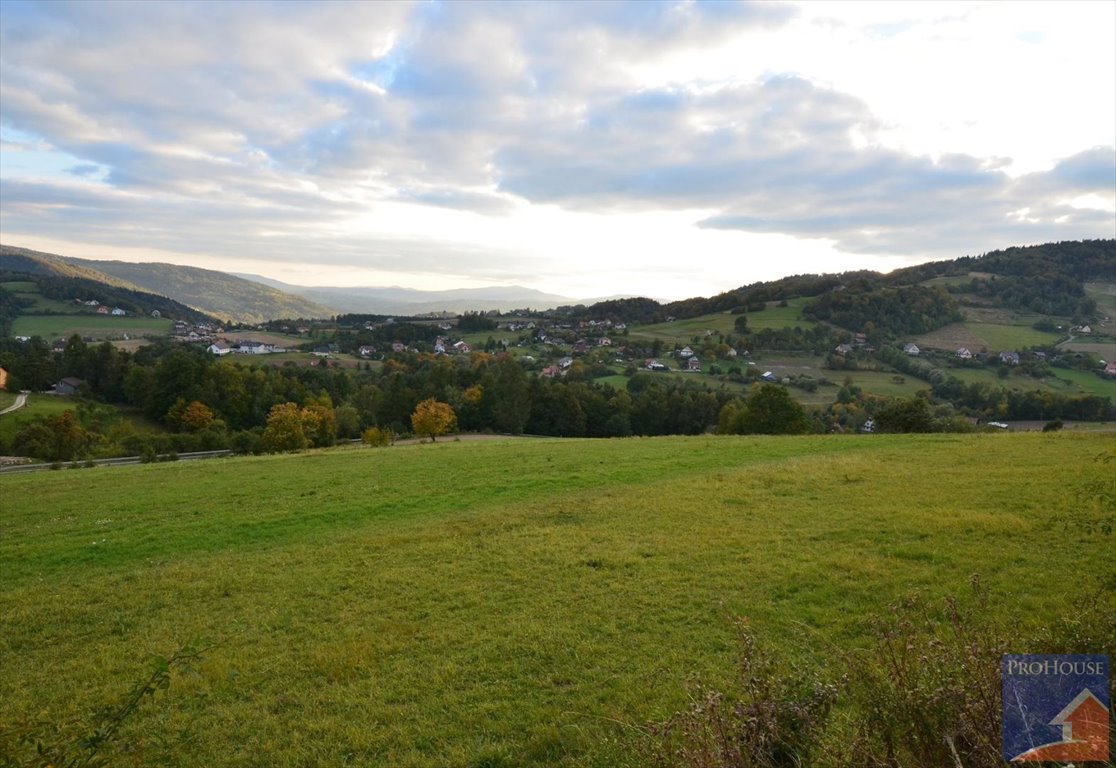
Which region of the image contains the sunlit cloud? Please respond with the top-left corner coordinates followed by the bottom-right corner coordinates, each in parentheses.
top-left (1, 0), bottom-right (1112, 299)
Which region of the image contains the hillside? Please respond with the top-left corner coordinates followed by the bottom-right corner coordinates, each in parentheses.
top-left (1, 434), bottom-right (1112, 766)
top-left (1, 249), bottom-right (216, 334)
top-left (58, 258), bottom-right (335, 324)
top-left (0, 245), bottom-right (334, 324)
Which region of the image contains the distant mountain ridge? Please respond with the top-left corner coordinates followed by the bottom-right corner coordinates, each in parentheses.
top-left (233, 274), bottom-right (589, 315)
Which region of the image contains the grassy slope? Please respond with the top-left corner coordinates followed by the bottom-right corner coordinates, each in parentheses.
top-left (2, 434), bottom-right (1113, 767)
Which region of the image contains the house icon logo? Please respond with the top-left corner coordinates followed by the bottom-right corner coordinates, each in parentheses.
top-left (1003, 654), bottom-right (1110, 762)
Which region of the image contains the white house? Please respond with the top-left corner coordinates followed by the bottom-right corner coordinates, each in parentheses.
top-left (903, 343), bottom-right (920, 356)
top-left (956, 347), bottom-right (973, 360)
top-left (111, 307), bottom-right (126, 316)
top-left (208, 342), bottom-right (231, 356)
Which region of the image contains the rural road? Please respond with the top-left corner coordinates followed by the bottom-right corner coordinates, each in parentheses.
top-left (0, 393), bottom-right (28, 416)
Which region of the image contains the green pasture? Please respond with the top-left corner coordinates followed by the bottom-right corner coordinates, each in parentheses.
top-left (915, 319), bottom-right (1061, 353)
top-left (737, 298), bottom-right (815, 331)
top-left (945, 366), bottom-right (1115, 402)
top-left (2, 433), bottom-right (1112, 767)
top-left (1047, 367), bottom-right (1116, 401)
top-left (0, 394), bottom-right (76, 444)
top-left (0, 391), bottom-right (16, 411)
top-left (628, 301), bottom-right (815, 344)
top-left (962, 320), bottom-right (1063, 351)
top-left (10, 314), bottom-right (173, 340)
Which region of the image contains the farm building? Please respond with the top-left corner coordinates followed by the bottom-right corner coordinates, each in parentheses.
top-left (55, 377), bottom-right (83, 396)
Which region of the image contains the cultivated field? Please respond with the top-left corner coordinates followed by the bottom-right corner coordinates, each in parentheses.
top-left (2, 433), bottom-right (1113, 766)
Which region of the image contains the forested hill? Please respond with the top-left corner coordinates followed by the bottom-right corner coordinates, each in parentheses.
top-left (0, 245), bottom-right (335, 324)
top-left (560, 239), bottom-right (1115, 334)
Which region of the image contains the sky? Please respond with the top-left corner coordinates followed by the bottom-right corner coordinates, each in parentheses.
top-left (1, 0), bottom-right (1114, 301)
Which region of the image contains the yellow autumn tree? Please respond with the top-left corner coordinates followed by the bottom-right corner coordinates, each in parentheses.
top-left (410, 398), bottom-right (457, 442)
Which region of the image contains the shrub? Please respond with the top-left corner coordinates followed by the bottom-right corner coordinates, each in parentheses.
top-left (361, 426), bottom-right (394, 447)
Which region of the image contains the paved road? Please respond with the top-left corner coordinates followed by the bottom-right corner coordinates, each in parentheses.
top-left (0, 393), bottom-right (28, 416)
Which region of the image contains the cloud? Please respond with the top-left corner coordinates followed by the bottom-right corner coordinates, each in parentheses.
top-left (0, 0), bottom-right (1113, 295)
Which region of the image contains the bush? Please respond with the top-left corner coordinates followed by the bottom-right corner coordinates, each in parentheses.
top-left (361, 426), bottom-right (394, 447)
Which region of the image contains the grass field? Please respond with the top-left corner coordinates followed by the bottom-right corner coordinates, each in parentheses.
top-left (628, 302), bottom-right (815, 345)
top-left (2, 434), bottom-right (1113, 767)
top-left (914, 307), bottom-right (1063, 352)
top-left (10, 314), bottom-right (173, 340)
top-left (945, 366), bottom-right (1116, 402)
top-left (0, 394), bottom-right (77, 444)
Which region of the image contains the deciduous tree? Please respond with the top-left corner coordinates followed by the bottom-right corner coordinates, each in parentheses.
top-left (411, 398), bottom-right (456, 442)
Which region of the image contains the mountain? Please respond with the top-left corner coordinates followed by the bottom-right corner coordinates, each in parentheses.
top-left (0, 245), bottom-right (216, 325)
top-left (0, 246), bottom-right (334, 324)
top-left (234, 274), bottom-right (584, 315)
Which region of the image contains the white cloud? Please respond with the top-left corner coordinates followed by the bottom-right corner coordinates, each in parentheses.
top-left (0, 0), bottom-right (1112, 300)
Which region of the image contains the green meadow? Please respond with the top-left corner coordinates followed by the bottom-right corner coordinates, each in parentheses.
top-left (2, 433), bottom-right (1113, 766)
top-left (0, 394), bottom-right (76, 445)
top-left (10, 313), bottom-right (173, 340)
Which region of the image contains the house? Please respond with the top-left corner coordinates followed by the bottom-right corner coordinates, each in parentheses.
top-left (679, 346), bottom-right (694, 359)
top-left (903, 343), bottom-right (920, 356)
top-left (358, 345), bottom-right (377, 357)
top-left (452, 341), bottom-right (471, 354)
top-left (956, 347), bottom-right (973, 360)
top-left (540, 365), bottom-right (561, 378)
top-left (761, 371), bottom-right (777, 382)
top-left (558, 356), bottom-right (574, 369)
top-left (0, 366), bottom-right (7, 390)
top-left (861, 418), bottom-right (875, 433)
top-left (150, 310), bottom-right (161, 318)
top-left (391, 342), bottom-right (407, 353)
top-left (998, 351), bottom-right (1020, 366)
top-left (111, 307), bottom-right (126, 316)
top-left (834, 343), bottom-right (853, 355)
top-left (96, 306), bottom-right (109, 315)
top-left (207, 342), bottom-right (231, 356)
top-left (55, 377), bottom-right (83, 396)
top-left (646, 359), bottom-right (668, 371)
top-left (725, 347), bottom-right (738, 358)
top-left (1104, 361), bottom-right (1116, 378)
top-left (312, 347), bottom-right (332, 357)
top-left (597, 337), bottom-right (612, 347)
top-left (686, 356), bottom-right (701, 371)
top-left (237, 341), bottom-right (272, 354)
top-left (854, 333), bottom-right (868, 345)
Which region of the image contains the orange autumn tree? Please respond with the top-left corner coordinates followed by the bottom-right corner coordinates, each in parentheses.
top-left (410, 398), bottom-right (456, 442)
